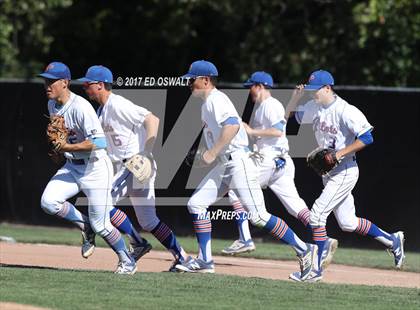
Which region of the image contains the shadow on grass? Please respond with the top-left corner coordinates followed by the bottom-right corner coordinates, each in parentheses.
top-left (0, 263), bottom-right (109, 274)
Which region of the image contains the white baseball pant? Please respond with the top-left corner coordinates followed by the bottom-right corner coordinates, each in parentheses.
top-left (310, 158), bottom-right (360, 231)
top-left (112, 163), bottom-right (159, 232)
top-left (188, 151), bottom-right (270, 227)
top-left (41, 156), bottom-right (114, 236)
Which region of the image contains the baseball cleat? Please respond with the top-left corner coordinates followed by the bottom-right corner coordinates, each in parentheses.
top-left (289, 270), bottom-right (323, 283)
top-left (221, 239), bottom-right (256, 255)
top-left (129, 238), bottom-right (152, 262)
top-left (114, 260), bottom-right (137, 275)
top-left (81, 227), bottom-right (96, 259)
top-left (320, 238), bottom-right (338, 270)
top-left (174, 256), bottom-right (215, 273)
top-left (389, 231), bottom-right (405, 269)
top-left (168, 257), bottom-right (186, 272)
top-left (297, 243), bottom-right (318, 281)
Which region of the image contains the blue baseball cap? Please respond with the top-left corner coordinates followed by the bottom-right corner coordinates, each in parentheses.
top-left (78, 65), bottom-right (113, 83)
top-left (304, 70), bottom-right (334, 90)
top-left (181, 60), bottom-right (218, 78)
top-left (243, 71), bottom-right (273, 88)
top-left (38, 62), bottom-right (71, 80)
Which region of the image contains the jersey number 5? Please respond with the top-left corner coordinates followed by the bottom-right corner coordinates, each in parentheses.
top-left (111, 134), bottom-right (122, 146)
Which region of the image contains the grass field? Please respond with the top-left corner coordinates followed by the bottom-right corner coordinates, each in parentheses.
top-left (1, 267), bottom-right (420, 310)
top-left (1, 223), bottom-right (419, 272)
top-left (1, 223), bottom-right (420, 309)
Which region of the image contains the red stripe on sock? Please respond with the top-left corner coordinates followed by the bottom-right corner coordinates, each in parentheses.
top-left (115, 214), bottom-right (127, 227)
top-left (277, 220), bottom-right (289, 239)
top-left (56, 202), bottom-right (70, 218)
top-left (356, 218), bottom-right (372, 236)
top-left (153, 223), bottom-right (172, 241)
top-left (105, 229), bottom-right (121, 245)
top-left (312, 226), bottom-right (327, 241)
top-left (297, 209), bottom-right (310, 226)
top-left (111, 210), bottom-right (124, 222)
top-left (193, 219), bottom-right (212, 233)
top-left (364, 220), bottom-right (372, 234)
top-left (232, 201), bottom-right (245, 212)
top-left (270, 218), bottom-right (288, 240)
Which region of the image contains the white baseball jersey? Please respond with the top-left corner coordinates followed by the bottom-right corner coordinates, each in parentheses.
top-left (48, 91), bottom-right (106, 160)
top-left (43, 91), bottom-right (114, 238)
top-left (201, 88), bottom-right (249, 155)
top-left (296, 95), bottom-right (373, 158)
top-left (251, 96), bottom-right (289, 154)
top-left (98, 93), bottom-right (160, 232)
top-left (226, 96), bottom-right (308, 220)
top-left (97, 93), bottom-right (151, 161)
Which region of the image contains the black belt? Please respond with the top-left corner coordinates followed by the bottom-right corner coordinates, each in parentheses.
top-left (68, 157), bottom-right (99, 165)
top-left (220, 154), bottom-right (232, 162)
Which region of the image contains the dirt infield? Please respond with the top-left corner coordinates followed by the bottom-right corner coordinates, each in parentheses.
top-left (1, 242), bottom-right (419, 288)
top-left (0, 302), bottom-right (50, 310)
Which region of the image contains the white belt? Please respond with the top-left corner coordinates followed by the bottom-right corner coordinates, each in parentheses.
top-left (259, 146), bottom-right (288, 155)
top-left (68, 157), bottom-right (99, 165)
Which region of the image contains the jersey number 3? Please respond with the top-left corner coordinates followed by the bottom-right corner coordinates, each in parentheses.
top-left (328, 137), bottom-right (337, 149)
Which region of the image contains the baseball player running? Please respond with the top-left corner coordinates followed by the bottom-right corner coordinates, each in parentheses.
top-left (79, 65), bottom-right (188, 270)
top-left (174, 60), bottom-right (317, 281)
top-left (288, 70), bottom-right (405, 282)
top-left (39, 62), bottom-right (136, 274)
top-left (222, 71), bottom-right (338, 270)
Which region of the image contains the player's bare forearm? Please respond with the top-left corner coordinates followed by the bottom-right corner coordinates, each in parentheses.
top-left (336, 139), bottom-right (366, 160)
top-left (285, 84), bottom-right (305, 119)
top-left (209, 124), bottom-right (240, 156)
top-left (143, 113), bottom-right (159, 153)
top-left (60, 140), bottom-right (94, 152)
top-left (248, 127), bottom-right (283, 138)
top-left (285, 102), bottom-right (298, 120)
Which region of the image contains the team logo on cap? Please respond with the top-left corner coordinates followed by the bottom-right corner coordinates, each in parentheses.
top-left (309, 74), bottom-right (315, 82)
top-left (45, 63), bottom-right (54, 71)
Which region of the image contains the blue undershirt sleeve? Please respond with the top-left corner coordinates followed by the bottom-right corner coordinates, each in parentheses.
top-left (358, 129), bottom-right (373, 145)
top-left (221, 117), bottom-right (239, 126)
top-left (90, 137), bottom-right (107, 149)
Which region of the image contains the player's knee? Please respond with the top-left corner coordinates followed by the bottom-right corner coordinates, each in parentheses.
top-left (89, 218), bottom-right (113, 236)
top-left (40, 194), bottom-right (60, 215)
top-left (187, 198), bottom-right (207, 215)
top-left (309, 210), bottom-right (326, 227)
top-left (249, 210), bottom-right (270, 228)
top-left (94, 227), bottom-right (112, 237)
top-left (138, 216), bottom-right (159, 232)
top-left (337, 218), bottom-right (357, 232)
top-left (227, 190), bottom-right (238, 204)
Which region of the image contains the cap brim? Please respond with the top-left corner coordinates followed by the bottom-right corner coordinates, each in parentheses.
top-left (304, 84), bottom-right (323, 90)
top-left (243, 78), bottom-right (256, 88)
top-left (38, 73), bottom-right (62, 80)
top-left (243, 81), bottom-right (273, 88)
top-left (181, 73), bottom-right (197, 79)
top-left (77, 77), bottom-right (95, 82)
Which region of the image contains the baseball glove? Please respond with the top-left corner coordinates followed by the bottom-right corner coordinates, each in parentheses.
top-left (124, 153), bottom-right (153, 184)
top-left (307, 148), bottom-right (340, 176)
top-left (47, 115), bottom-right (68, 153)
top-left (185, 147), bottom-right (208, 168)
